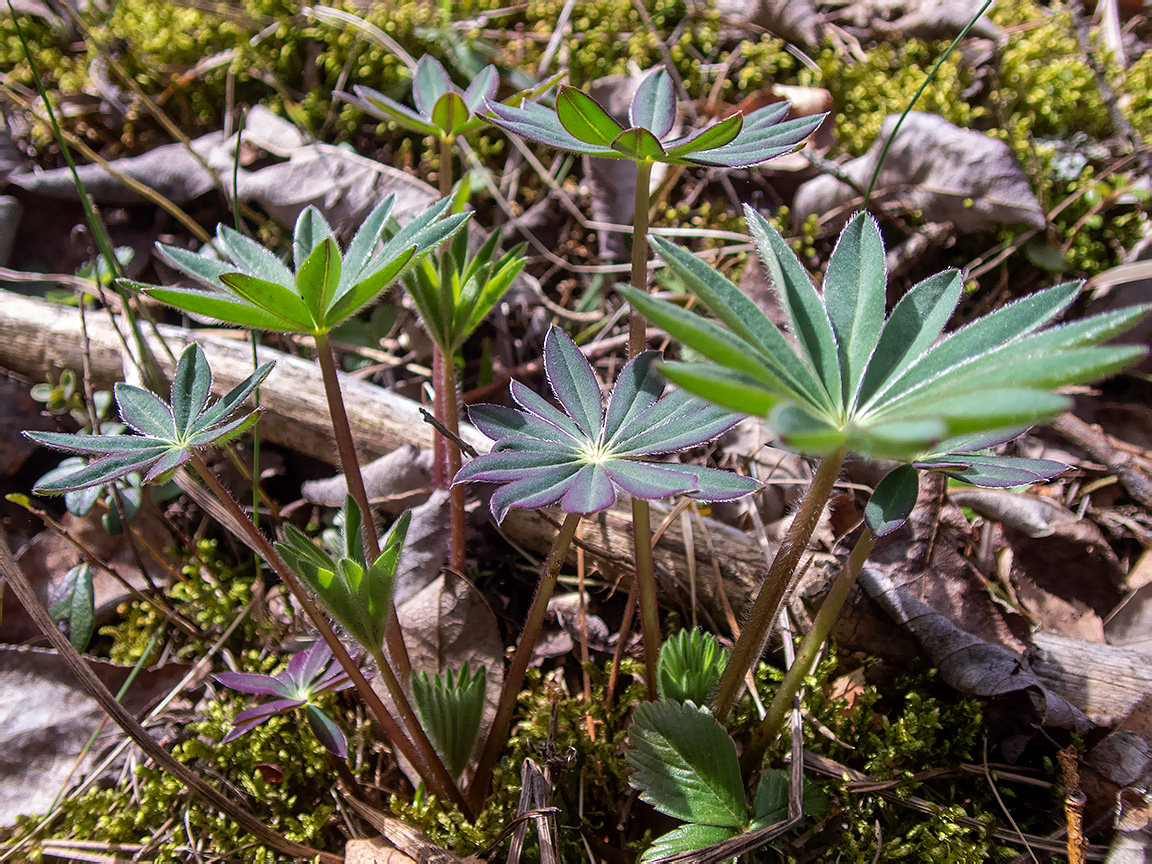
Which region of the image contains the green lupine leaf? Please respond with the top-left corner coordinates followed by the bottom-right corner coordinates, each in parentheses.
top-left (153, 243), bottom-right (236, 288)
top-left (462, 65), bottom-right (498, 113)
top-left (369, 510), bottom-right (408, 617)
top-left (745, 207), bottom-right (842, 408)
top-left (279, 524), bottom-right (337, 573)
top-left (865, 464), bottom-right (919, 537)
top-left (339, 196), bottom-right (397, 292)
top-left (142, 445), bottom-right (191, 483)
top-left (641, 824), bottom-right (740, 863)
top-left (903, 388), bottom-right (1069, 436)
top-left (823, 212), bottom-right (885, 408)
top-left (412, 55), bottom-right (451, 116)
top-left (432, 91), bottom-right (469, 137)
top-left (50, 563), bottom-right (95, 652)
top-left (411, 663), bottom-right (486, 778)
top-left (115, 384), bottom-right (176, 439)
top-left (218, 273), bottom-right (312, 328)
top-left (195, 361), bottom-right (274, 431)
top-left (556, 86), bottom-right (623, 147)
top-left (218, 225), bottom-right (295, 288)
top-left (295, 237), bottom-right (342, 329)
top-left (612, 126), bottom-right (666, 160)
top-left (293, 206), bottom-right (334, 270)
top-left (648, 235), bottom-right (830, 410)
top-left (458, 245), bottom-right (526, 347)
top-left (847, 418), bottom-right (947, 460)
top-left (33, 449), bottom-right (171, 494)
top-left (627, 700), bottom-right (748, 828)
top-left (485, 99), bottom-right (618, 155)
top-left (687, 113), bottom-right (825, 168)
top-left (656, 362), bottom-right (783, 418)
top-left (543, 325), bottom-right (603, 439)
top-left (657, 629), bottom-right (727, 705)
top-left (142, 285), bottom-right (297, 330)
top-left (24, 431), bottom-right (168, 455)
top-left (914, 454), bottom-right (1068, 487)
top-left (406, 259), bottom-right (450, 348)
top-left (665, 113), bottom-right (743, 158)
top-left (856, 270), bottom-right (962, 407)
top-left (170, 343), bottom-right (213, 438)
top-left (347, 85), bottom-right (441, 135)
top-left (770, 404), bottom-right (848, 454)
top-left (327, 246), bottom-right (416, 326)
top-left (630, 67), bottom-right (676, 139)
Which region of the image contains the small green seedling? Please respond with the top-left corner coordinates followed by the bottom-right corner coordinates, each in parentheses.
top-left (411, 663), bottom-right (487, 779)
top-left (215, 642), bottom-right (354, 757)
top-left (26, 343), bottom-right (273, 493)
top-left (657, 629), bottom-right (728, 706)
top-left (627, 700), bottom-right (825, 861)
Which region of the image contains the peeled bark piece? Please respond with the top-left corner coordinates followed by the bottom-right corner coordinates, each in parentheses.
top-left (793, 112), bottom-right (1045, 234)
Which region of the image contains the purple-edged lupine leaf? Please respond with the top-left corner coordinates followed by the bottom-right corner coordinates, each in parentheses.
top-left (170, 344), bottom-right (213, 438)
top-left (927, 427), bottom-right (1030, 455)
top-left (490, 464), bottom-right (584, 524)
top-left (913, 454), bottom-right (1069, 487)
top-left (412, 55), bottom-right (452, 117)
top-left (214, 672), bottom-right (295, 698)
top-left (543, 327), bottom-right (604, 439)
top-left (454, 450), bottom-right (580, 484)
top-left (664, 113), bottom-right (742, 158)
top-left (603, 460), bottom-right (698, 499)
top-left (686, 113), bottom-right (824, 168)
top-left (510, 380), bottom-right (587, 441)
top-left (684, 465), bottom-right (761, 501)
top-left (556, 86), bottom-right (623, 147)
top-left (484, 98), bottom-right (619, 155)
top-left (115, 384), bottom-right (176, 439)
top-left (305, 703), bottom-right (348, 757)
top-left (347, 85), bottom-right (440, 135)
top-left (492, 437), bottom-right (577, 455)
top-left (612, 402), bottom-right (742, 457)
top-left (33, 450), bottom-right (171, 494)
top-left (195, 362), bottom-right (274, 431)
top-left (221, 703), bottom-right (302, 744)
top-left (561, 463), bottom-right (616, 514)
top-left (602, 352), bottom-right (664, 443)
top-left (468, 403), bottom-right (579, 447)
top-left (186, 411), bottom-right (259, 448)
top-left (231, 698), bottom-right (307, 726)
top-left (288, 642), bottom-right (323, 687)
top-left (142, 446), bottom-right (189, 483)
top-left (463, 65), bottom-right (499, 112)
top-left (23, 431), bottom-right (168, 455)
top-left (629, 68), bottom-right (676, 139)
top-left (739, 100), bottom-right (792, 131)
top-left (865, 464), bottom-right (919, 537)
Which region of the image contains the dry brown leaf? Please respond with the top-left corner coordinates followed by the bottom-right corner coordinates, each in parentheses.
top-left (793, 112), bottom-right (1045, 234)
top-left (714, 0), bottom-right (823, 47)
top-left (344, 838), bottom-right (417, 864)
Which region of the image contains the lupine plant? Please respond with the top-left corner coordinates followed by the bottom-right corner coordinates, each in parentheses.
top-left (484, 64), bottom-right (826, 698)
top-left (453, 323), bottom-right (758, 808)
top-left (344, 55), bottom-right (540, 575)
top-left (411, 663), bottom-right (487, 780)
top-left (656, 629), bottom-right (728, 706)
top-left (624, 206), bottom-right (1148, 760)
top-left (214, 642), bottom-right (353, 757)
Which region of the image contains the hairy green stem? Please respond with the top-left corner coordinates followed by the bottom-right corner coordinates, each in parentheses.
top-left (314, 330), bottom-right (412, 680)
top-left (710, 447), bottom-right (847, 721)
top-left (468, 512), bottom-right (582, 811)
top-left (186, 453), bottom-right (470, 816)
top-left (627, 159), bottom-right (661, 698)
top-left (741, 527), bottom-right (875, 778)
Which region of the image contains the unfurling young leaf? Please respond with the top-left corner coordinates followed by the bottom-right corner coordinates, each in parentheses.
top-left (657, 629), bottom-right (728, 706)
top-left (25, 344), bottom-right (273, 495)
top-left (411, 663), bottom-right (487, 779)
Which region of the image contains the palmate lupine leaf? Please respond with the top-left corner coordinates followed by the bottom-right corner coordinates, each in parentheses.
top-left (627, 206), bottom-right (1148, 535)
top-left (26, 344), bottom-right (272, 494)
top-left (411, 663), bottom-right (487, 779)
top-left (484, 65), bottom-right (825, 168)
top-left (121, 196), bottom-right (469, 336)
top-left (344, 55), bottom-right (562, 141)
top-left (453, 326), bottom-right (759, 523)
top-left (214, 641), bottom-right (353, 756)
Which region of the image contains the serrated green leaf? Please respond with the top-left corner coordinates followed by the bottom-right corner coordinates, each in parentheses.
top-left (556, 86), bottom-right (623, 147)
top-left (745, 207), bottom-right (842, 408)
top-left (612, 126), bottom-right (666, 161)
top-left (823, 212), bottom-right (885, 408)
top-left (627, 700), bottom-right (747, 828)
top-left (642, 824), bottom-right (740, 863)
top-left (865, 464), bottom-right (919, 537)
top-left (630, 67), bottom-right (676, 139)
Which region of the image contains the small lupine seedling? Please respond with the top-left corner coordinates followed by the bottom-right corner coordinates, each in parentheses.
top-left (656, 629), bottom-right (728, 706)
top-left (411, 662), bottom-right (487, 779)
top-left (626, 204), bottom-right (1148, 730)
top-left (214, 642), bottom-right (354, 757)
top-left (26, 343), bottom-right (273, 493)
top-left (627, 700), bottom-right (826, 861)
top-left (276, 495), bottom-right (409, 665)
top-left (485, 64), bottom-right (825, 702)
top-left (455, 324), bottom-right (758, 808)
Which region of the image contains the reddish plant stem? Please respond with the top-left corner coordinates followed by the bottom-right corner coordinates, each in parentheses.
top-left (440, 346), bottom-right (466, 573)
top-left (709, 447), bottom-right (848, 721)
top-left (187, 453), bottom-right (470, 817)
top-left (468, 512), bottom-right (582, 812)
top-left (314, 331), bottom-right (411, 680)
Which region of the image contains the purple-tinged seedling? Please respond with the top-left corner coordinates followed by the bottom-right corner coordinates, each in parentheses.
top-left (214, 642), bottom-right (353, 757)
top-left (455, 325), bottom-right (759, 522)
top-left (26, 343), bottom-right (272, 494)
top-left (457, 324), bottom-right (758, 809)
